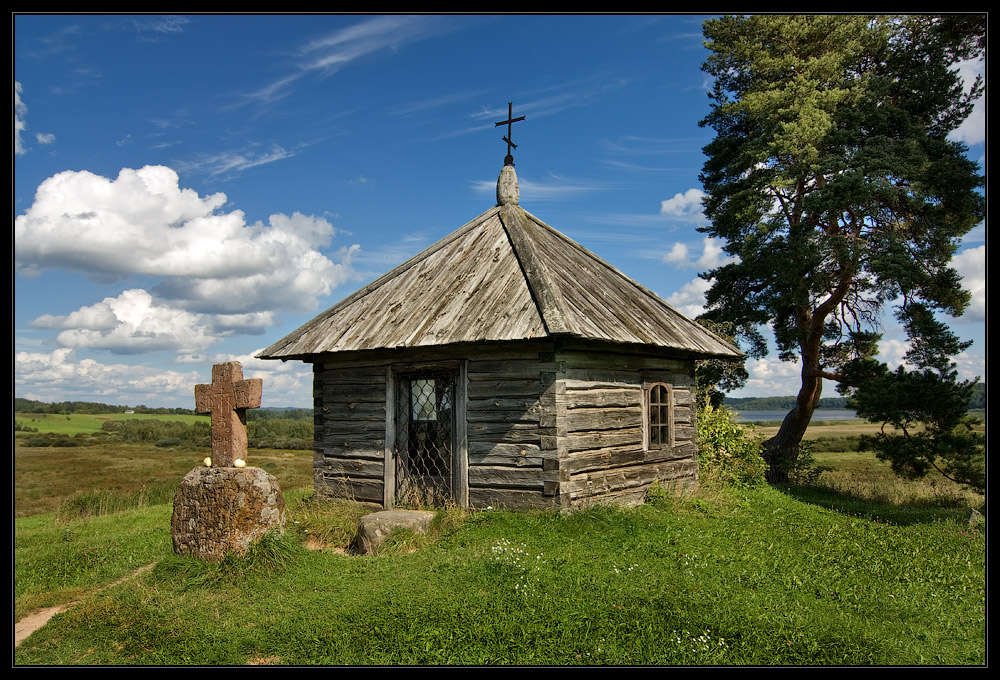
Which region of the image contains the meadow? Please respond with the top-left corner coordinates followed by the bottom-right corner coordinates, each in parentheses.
top-left (13, 418), bottom-right (985, 665)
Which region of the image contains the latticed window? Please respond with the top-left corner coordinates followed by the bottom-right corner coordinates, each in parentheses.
top-left (394, 370), bottom-right (456, 506)
top-left (647, 382), bottom-right (673, 449)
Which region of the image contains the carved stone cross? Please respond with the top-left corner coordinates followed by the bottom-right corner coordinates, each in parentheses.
top-left (194, 361), bottom-right (262, 467)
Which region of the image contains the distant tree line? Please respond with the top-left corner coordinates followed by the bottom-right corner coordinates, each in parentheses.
top-left (724, 384), bottom-right (983, 413)
top-left (15, 398), bottom-right (314, 420)
top-left (723, 396), bottom-right (850, 412)
top-left (14, 398), bottom-right (199, 416)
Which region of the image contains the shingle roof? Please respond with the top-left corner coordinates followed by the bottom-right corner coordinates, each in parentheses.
top-left (257, 167), bottom-right (740, 361)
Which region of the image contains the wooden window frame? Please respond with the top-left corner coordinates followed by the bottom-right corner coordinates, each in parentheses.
top-left (645, 382), bottom-right (674, 450)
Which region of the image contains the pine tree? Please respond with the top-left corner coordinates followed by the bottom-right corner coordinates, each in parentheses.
top-left (697, 15), bottom-right (984, 482)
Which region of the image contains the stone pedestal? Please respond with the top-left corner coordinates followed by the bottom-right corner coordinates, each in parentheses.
top-left (171, 466), bottom-right (286, 561)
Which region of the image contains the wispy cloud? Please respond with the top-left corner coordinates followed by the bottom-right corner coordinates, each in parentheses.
top-left (470, 172), bottom-right (615, 202)
top-left (14, 82), bottom-right (56, 156)
top-left (130, 15), bottom-right (191, 41)
top-left (176, 144), bottom-right (300, 179)
top-left (241, 16), bottom-right (457, 107)
top-left (388, 90), bottom-right (488, 118)
top-left (601, 135), bottom-right (708, 156)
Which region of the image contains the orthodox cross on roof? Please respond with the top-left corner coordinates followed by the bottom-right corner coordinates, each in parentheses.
top-left (495, 102), bottom-right (525, 166)
top-left (194, 361), bottom-right (262, 467)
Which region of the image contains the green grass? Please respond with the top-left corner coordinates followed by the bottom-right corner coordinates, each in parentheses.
top-left (15, 442), bottom-right (313, 518)
top-left (14, 421), bottom-right (985, 666)
top-left (14, 485), bottom-right (985, 665)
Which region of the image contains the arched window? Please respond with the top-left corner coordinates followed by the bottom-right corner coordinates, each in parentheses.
top-left (647, 382), bottom-right (673, 449)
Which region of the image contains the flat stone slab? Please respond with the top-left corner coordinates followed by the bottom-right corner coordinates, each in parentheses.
top-left (171, 466), bottom-right (286, 561)
top-left (353, 510), bottom-right (436, 555)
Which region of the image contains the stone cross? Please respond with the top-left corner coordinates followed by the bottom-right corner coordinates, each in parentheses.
top-left (194, 361), bottom-right (262, 467)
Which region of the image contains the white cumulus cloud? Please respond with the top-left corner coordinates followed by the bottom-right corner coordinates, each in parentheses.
top-left (663, 236), bottom-right (736, 271)
top-left (665, 277), bottom-right (712, 319)
top-left (15, 165), bottom-right (360, 354)
top-left (660, 188), bottom-right (706, 221)
top-left (15, 348), bottom-right (204, 406)
top-left (31, 289), bottom-right (217, 356)
top-left (14, 166), bottom-right (356, 314)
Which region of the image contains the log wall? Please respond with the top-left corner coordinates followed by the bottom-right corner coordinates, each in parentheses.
top-left (553, 343), bottom-right (699, 509)
top-left (310, 339), bottom-right (699, 510)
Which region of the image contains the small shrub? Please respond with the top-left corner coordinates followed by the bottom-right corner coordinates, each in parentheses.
top-left (786, 441), bottom-right (832, 484)
top-left (697, 404), bottom-right (768, 488)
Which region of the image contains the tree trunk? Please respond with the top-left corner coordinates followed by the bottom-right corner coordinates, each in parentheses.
top-left (763, 350), bottom-right (824, 484)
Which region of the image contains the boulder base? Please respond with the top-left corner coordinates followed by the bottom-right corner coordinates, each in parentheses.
top-left (171, 466), bottom-right (286, 561)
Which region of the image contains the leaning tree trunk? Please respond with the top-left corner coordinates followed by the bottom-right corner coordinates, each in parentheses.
top-left (763, 347), bottom-right (824, 484)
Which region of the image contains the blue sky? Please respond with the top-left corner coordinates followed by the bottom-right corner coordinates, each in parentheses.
top-left (14, 14), bottom-right (986, 408)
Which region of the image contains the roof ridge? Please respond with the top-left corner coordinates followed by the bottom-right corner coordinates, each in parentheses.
top-left (498, 204), bottom-right (568, 336)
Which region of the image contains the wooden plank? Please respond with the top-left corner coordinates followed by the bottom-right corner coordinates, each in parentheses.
top-left (565, 428), bottom-right (643, 452)
top-left (318, 445), bottom-right (384, 460)
top-left (319, 402), bottom-right (386, 420)
top-left (318, 384), bottom-right (386, 403)
top-left (316, 366), bottom-right (388, 383)
top-left (557, 350), bottom-right (690, 372)
top-left (468, 359), bottom-right (556, 376)
top-left (467, 397), bottom-right (541, 411)
top-left (316, 420), bottom-right (386, 436)
top-left (564, 406), bottom-right (642, 432)
top-left (500, 204), bottom-right (571, 334)
top-left (563, 460), bottom-right (699, 499)
top-left (455, 359), bottom-right (469, 508)
top-left (468, 487), bottom-right (558, 510)
top-left (561, 442), bottom-right (697, 475)
top-left (468, 450), bottom-right (545, 467)
top-left (468, 441), bottom-right (543, 460)
top-left (564, 387), bottom-right (641, 410)
top-left (674, 425), bottom-right (696, 442)
top-left (314, 457), bottom-right (383, 478)
top-left (316, 471), bottom-right (384, 503)
top-left (467, 378), bottom-right (542, 399)
top-left (467, 408), bottom-right (541, 424)
top-left (468, 466), bottom-right (553, 489)
top-left (561, 446), bottom-right (646, 474)
top-left (468, 422), bottom-right (540, 443)
top-left (383, 366), bottom-right (396, 509)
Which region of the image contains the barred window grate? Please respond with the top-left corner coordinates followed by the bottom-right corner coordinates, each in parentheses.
top-left (395, 370), bottom-right (456, 506)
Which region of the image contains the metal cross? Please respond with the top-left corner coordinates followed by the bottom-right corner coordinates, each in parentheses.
top-left (495, 102), bottom-right (525, 166)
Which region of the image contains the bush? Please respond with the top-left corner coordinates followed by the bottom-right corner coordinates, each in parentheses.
top-left (697, 404), bottom-right (769, 488)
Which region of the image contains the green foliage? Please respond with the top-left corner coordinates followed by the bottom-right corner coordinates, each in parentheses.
top-left (694, 319), bottom-right (748, 408)
top-left (697, 404), bottom-right (769, 488)
top-left (697, 15), bottom-right (985, 474)
top-left (850, 365), bottom-right (984, 493)
top-left (247, 418), bottom-right (313, 450)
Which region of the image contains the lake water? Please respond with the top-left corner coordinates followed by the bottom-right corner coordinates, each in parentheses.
top-left (734, 409), bottom-right (858, 423)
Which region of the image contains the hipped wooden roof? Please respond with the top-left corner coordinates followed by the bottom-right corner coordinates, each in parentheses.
top-left (257, 201), bottom-right (740, 361)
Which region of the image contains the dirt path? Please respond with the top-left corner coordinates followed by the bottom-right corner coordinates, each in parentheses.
top-left (14, 563), bottom-right (156, 648)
